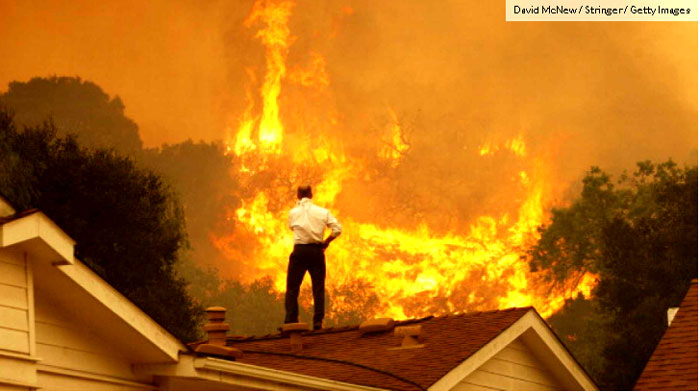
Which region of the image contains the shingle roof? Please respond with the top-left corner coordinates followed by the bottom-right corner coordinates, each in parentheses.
top-left (190, 307), bottom-right (532, 390)
top-left (634, 280), bottom-right (698, 391)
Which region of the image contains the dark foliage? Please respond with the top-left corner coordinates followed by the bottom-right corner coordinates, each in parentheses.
top-left (0, 109), bottom-right (201, 342)
top-left (140, 140), bottom-right (240, 269)
top-left (531, 160), bottom-right (698, 389)
top-left (0, 76), bottom-right (142, 155)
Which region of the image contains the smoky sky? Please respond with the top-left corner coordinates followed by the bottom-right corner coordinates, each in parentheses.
top-left (0, 0), bottom-right (696, 196)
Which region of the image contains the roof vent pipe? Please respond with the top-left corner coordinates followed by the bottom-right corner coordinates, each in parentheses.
top-left (195, 306), bottom-right (242, 359)
top-left (393, 325), bottom-right (425, 349)
top-left (281, 322), bottom-right (309, 353)
top-left (204, 306), bottom-right (229, 345)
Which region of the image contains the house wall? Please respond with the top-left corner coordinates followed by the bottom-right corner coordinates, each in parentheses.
top-left (0, 248), bottom-right (37, 390)
top-left (0, 245), bottom-right (157, 391)
top-left (33, 286), bottom-right (155, 391)
top-left (452, 337), bottom-right (565, 391)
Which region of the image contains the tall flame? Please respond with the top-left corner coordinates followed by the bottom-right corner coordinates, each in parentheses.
top-left (243, 0), bottom-right (295, 154)
top-left (215, 0), bottom-right (597, 322)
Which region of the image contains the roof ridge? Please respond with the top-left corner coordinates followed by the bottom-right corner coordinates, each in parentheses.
top-left (429, 306), bottom-right (534, 320)
top-left (214, 307), bottom-right (533, 344)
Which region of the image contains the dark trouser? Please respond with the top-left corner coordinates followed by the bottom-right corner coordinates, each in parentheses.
top-left (284, 244), bottom-right (326, 326)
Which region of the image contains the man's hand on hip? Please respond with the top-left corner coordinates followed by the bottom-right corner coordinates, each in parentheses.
top-left (322, 234), bottom-right (337, 250)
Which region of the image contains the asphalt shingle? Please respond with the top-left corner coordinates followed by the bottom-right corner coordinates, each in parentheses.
top-left (190, 307), bottom-right (532, 390)
top-left (634, 280), bottom-right (698, 391)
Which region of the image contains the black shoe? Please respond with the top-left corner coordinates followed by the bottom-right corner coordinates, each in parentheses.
top-left (313, 322), bottom-right (322, 330)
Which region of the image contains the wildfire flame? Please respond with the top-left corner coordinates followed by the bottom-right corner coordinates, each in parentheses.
top-left (215, 0), bottom-right (597, 322)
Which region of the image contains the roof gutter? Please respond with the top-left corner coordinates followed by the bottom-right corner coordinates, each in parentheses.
top-left (195, 356), bottom-right (381, 391)
top-left (137, 353), bottom-right (380, 390)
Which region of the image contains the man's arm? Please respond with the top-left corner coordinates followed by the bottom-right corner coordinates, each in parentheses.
top-left (323, 211), bottom-right (342, 249)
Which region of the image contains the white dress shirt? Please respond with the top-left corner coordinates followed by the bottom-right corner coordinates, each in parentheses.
top-left (288, 198), bottom-right (342, 244)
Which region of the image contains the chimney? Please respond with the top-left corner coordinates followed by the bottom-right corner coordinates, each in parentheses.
top-left (392, 325), bottom-right (425, 349)
top-left (667, 307), bottom-right (680, 326)
top-left (195, 306), bottom-right (242, 359)
top-left (281, 322), bottom-right (309, 353)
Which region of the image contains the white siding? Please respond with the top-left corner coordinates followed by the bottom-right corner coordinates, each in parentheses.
top-left (34, 290), bottom-right (154, 390)
top-left (0, 249), bottom-right (31, 355)
top-left (0, 249), bottom-right (38, 390)
top-left (453, 337), bottom-right (565, 391)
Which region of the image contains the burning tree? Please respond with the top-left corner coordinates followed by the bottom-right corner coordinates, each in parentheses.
top-left (211, 0), bottom-right (596, 324)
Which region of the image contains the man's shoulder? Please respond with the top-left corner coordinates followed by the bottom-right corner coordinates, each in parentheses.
top-left (309, 203), bottom-right (330, 214)
top-left (289, 199), bottom-right (330, 215)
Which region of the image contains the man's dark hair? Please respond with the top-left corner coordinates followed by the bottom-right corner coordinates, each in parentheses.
top-left (297, 185), bottom-right (312, 199)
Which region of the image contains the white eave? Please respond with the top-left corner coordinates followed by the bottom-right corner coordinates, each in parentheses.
top-left (0, 209), bottom-right (187, 362)
top-left (0, 211), bottom-right (75, 265)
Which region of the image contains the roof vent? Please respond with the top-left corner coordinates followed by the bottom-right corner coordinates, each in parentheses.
top-left (195, 306), bottom-right (241, 359)
top-left (281, 322), bottom-right (309, 353)
top-left (359, 318), bottom-right (395, 335)
top-left (204, 306), bottom-right (229, 345)
top-left (392, 325), bottom-right (425, 349)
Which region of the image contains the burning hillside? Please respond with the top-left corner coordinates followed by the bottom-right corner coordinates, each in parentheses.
top-left (211, 0), bottom-right (596, 321)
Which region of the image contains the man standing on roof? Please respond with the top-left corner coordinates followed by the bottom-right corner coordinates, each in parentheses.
top-left (285, 185), bottom-right (342, 330)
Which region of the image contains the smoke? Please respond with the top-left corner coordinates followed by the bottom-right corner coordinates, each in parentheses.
top-left (229, 0), bottom-right (697, 232)
top-left (1, 1), bottom-right (694, 154)
top-left (1, 0), bottom-right (696, 280)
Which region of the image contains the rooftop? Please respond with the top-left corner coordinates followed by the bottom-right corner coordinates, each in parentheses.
top-left (634, 279), bottom-right (698, 391)
top-left (189, 307), bottom-right (532, 390)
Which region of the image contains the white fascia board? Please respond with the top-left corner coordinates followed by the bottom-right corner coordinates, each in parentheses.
top-left (524, 311), bottom-right (598, 390)
top-left (428, 309), bottom-right (597, 391)
top-left (0, 211), bottom-right (187, 361)
top-left (55, 259), bottom-right (187, 361)
top-left (0, 210), bottom-right (186, 361)
top-left (0, 211), bottom-right (75, 265)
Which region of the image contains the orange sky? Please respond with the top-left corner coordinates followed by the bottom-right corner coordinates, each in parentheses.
top-left (0, 0), bottom-right (696, 173)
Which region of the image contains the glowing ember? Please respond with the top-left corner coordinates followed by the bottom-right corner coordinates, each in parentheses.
top-left (214, 0), bottom-right (597, 321)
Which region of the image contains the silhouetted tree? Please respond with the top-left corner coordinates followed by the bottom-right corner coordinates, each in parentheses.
top-left (140, 140), bottom-right (240, 270)
top-left (531, 160), bottom-right (698, 389)
top-left (0, 109), bottom-right (201, 342)
top-left (0, 76), bottom-right (142, 155)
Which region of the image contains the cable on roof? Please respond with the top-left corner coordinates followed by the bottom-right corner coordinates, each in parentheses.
top-left (240, 349), bottom-right (426, 390)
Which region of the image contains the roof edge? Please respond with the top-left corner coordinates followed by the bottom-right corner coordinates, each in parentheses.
top-left (55, 258), bottom-right (188, 360)
top-left (0, 207), bottom-right (187, 361)
top-left (0, 210), bottom-right (75, 265)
